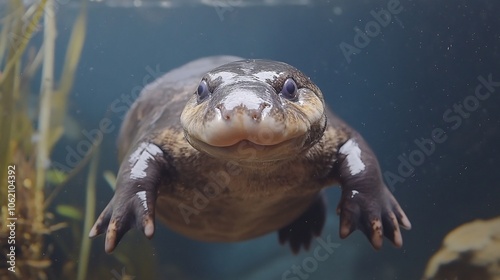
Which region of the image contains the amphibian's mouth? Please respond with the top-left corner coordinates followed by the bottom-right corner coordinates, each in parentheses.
top-left (195, 117), bottom-right (306, 147)
top-left (185, 134), bottom-right (307, 162)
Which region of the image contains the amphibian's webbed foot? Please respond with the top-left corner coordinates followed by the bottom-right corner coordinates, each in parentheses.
top-left (337, 186), bottom-right (411, 249)
top-left (89, 142), bottom-right (165, 253)
top-left (336, 138), bottom-right (411, 249)
top-left (278, 195), bottom-right (327, 254)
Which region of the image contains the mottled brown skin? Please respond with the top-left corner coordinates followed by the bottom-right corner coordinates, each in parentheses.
top-left (89, 56), bottom-right (411, 254)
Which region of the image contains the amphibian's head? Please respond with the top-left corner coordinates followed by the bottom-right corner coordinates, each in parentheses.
top-left (180, 59), bottom-right (327, 162)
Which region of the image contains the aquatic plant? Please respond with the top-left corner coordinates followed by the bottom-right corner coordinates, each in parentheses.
top-left (1, 1), bottom-right (159, 278)
top-left (0, 0), bottom-right (94, 279)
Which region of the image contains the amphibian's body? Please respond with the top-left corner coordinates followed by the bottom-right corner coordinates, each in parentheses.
top-left (90, 56), bottom-right (411, 253)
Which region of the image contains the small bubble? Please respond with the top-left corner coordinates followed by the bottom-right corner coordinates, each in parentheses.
top-left (333, 6), bottom-right (343, 16)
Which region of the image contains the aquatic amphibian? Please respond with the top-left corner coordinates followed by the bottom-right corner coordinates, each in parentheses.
top-left (89, 56), bottom-right (411, 253)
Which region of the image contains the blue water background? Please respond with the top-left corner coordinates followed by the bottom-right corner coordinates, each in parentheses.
top-left (38, 0), bottom-right (500, 279)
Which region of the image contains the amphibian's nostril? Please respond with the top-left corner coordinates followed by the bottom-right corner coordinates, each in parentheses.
top-left (261, 102), bottom-right (271, 109)
top-left (249, 111), bottom-right (260, 121)
top-left (217, 104), bottom-right (231, 120)
top-left (248, 102), bottom-right (271, 122)
top-left (217, 101), bottom-right (271, 122)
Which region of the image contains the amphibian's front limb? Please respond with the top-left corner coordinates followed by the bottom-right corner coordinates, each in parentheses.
top-left (89, 142), bottom-right (166, 253)
top-left (335, 134), bottom-right (411, 249)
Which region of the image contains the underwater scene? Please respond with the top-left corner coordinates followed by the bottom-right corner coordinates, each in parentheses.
top-left (0, 0), bottom-right (499, 279)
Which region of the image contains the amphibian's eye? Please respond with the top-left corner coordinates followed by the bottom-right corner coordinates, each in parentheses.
top-left (280, 78), bottom-right (298, 100)
top-left (197, 80), bottom-right (211, 101)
